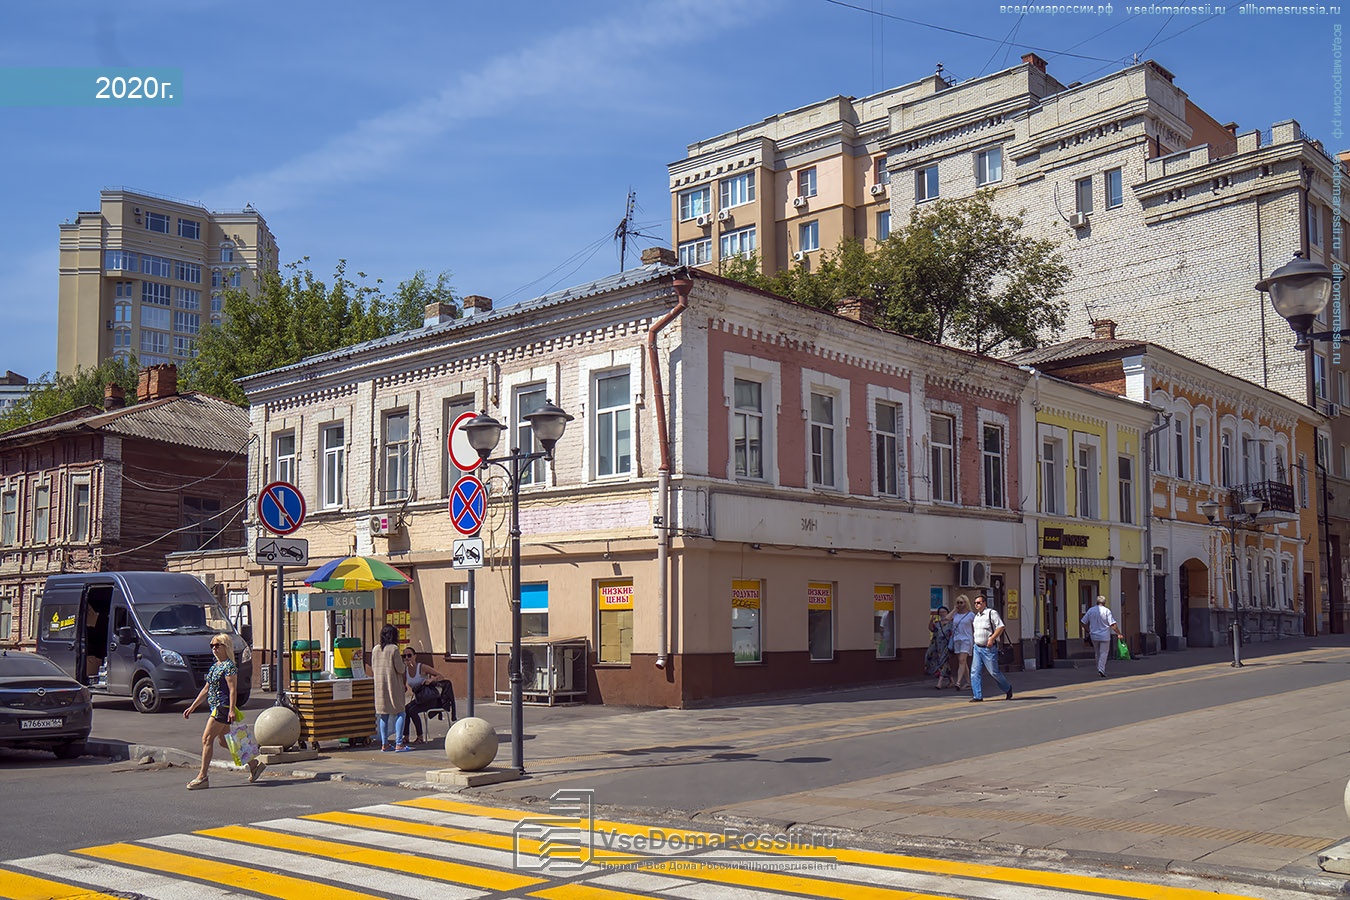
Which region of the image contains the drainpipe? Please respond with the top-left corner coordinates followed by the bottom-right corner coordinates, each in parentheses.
top-left (1144, 410), bottom-right (1172, 651)
top-left (647, 267), bottom-right (693, 669)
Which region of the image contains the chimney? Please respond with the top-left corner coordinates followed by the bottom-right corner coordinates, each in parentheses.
top-left (136, 363), bottom-right (178, 402)
top-left (641, 247), bottom-right (678, 266)
top-left (1223, 122), bottom-right (1239, 136)
top-left (423, 302), bottom-right (456, 327)
top-left (103, 383), bottom-right (125, 410)
top-left (1091, 319), bottom-right (1118, 340)
top-left (462, 295), bottom-right (493, 318)
top-left (836, 297), bottom-right (877, 327)
top-left (1021, 52), bottom-right (1048, 74)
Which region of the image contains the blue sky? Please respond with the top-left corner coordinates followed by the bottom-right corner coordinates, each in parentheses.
top-left (2, 0), bottom-right (1341, 380)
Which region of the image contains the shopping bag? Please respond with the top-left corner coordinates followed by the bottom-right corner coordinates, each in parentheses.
top-left (225, 715), bottom-right (260, 767)
top-left (1114, 637), bottom-right (1131, 661)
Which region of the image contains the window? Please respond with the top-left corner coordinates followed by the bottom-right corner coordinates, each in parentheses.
top-left (1275, 447), bottom-right (1288, 483)
top-left (875, 401), bottom-right (902, 497)
top-left (1077, 444), bottom-right (1098, 519)
top-left (1263, 559), bottom-right (1275, 607)
top-left (731, 579), bottom-right (762, 663)
top-left (105, 250), bottom-right (137, 272)
top-left (720, 226), bottom-right (756, 260)
top-left (142, 281), bottom-right (171, 306)
top-left (33, 484), bottom-right (49, 543)
top-left (873, 156), bottom-right (890, 185)
top-left (972, 424), bottom-right (1002, 508)
top-left (807, 582), bottom-right (834, 662)
top-left (1118, 456), bottom-right (1134, 524)
top-left (873, 585), bottom-right (896, 659)
top-left (113, 301), bottom-right (131, 322)
top-left (181, 496), bottom-right (223, 551)
top-left (1299, 452), bottom-right (1310, 508)
top-left (1308, 202), bottom-right (1323, 246)
top-left (810, 392), bottom-right (837, 488)
top-left (177, 218), bottom-right (200, 239)
top-left (447, 584), bottom-right (470, 657)
top-left (142, 254), bottom-right (171, 278)
top-left (1317, 432), bottom-right (1332, 472)
top-left (1315, 353), bottom-right (1328, 399)
top-left (1340, 370), bottom-right (1348, 404)
top-left (876, 211), bottom-right (891, 241)
top-left (678, 186), bottom-right (710, 221)
top-left (1193, 421), bottom-right (1208, 483)
top-left (71, 481), bottom-right (91, 542)
top-left (915, 165), bottom-right (939, 202)
top-left (211, 293), bottom-right (223, 316)
top-left (797, 167), bottom-right (817, 199)
top-left (145, 211), bottom-right (170, 233)
top-left (719, 172), bottom-right (755, 209)
top-left (115, 281), bottom-right (134, 300)
top-left (229, 271), bottom-right (242, 289)
top-left (0, 596), bottom-right (10, 643)
top-left (1220, 432), bottom-right (1234, 486)
top-left (174, 287), bottom-right (200, 309)
top-left (1075, 176), bottom-right (1094, 214)
top-left (798, 221), bottom-right (819, 253)
top-left (383, 411), bottom-right (410, 501)
top-left (678, 238), bottom-right (711, 266)
top-left (1281, 559), bottom-right (1293, 608)
top-left (273, 432), bottom-right (296, 485)
top-left (930, 412), bottom-right (955, 503)
top-left (733, 378), bottom-right (764, 479)
top-left (173, 335), bottom-right (197, 358)
top-left (594, 371), bottom-right (632, 478)
top-left (1245, 556), bottom-right (1255, 609)
top-left (140, 330), bottom-right (169, 355)
top-left (175, 261), bottom-right (201, 283)
top-left (220, 244), bottom-right (235, 263)
top-left (1, 490), bottom-right (16, 546)
top-left (521, 582), bottom-right (548, 638)
top-left (173, 312), bottom-right (200, 334)
top-left (141, 306), bottom-right (170, 330)
top-left (1042, 437), bottom-right (1064, 514)
top-left (321, 424), bottom-right (345, 508)
top-left (976, 148), bottom-right (1002, 185)
top-left (211, 271), bottom-right (222, 289)
top-left (1106, 168), bottom-right (1124, 209)
top-left (597, 579), bottom-right (634, 665)
top-left (1172, 418), bottom-right (1187, 480)
top-left (515, 386), bottom-right (548, 486)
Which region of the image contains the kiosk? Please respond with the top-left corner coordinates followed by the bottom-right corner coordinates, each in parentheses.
top-left (286, 590), bottom-right (377, 748)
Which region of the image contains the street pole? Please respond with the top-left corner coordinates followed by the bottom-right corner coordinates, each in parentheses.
top-left (1228, 522), bottom-right (1242, 668)
top-left (509, 451), bottom-right (524, 774)
top-left (275, 564), bottom-right (289, 704)
top-left (466, 568), bottom-right (475, 718)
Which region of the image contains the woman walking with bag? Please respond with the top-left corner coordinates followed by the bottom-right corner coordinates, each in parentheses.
top-left (1081, 595), bottom-right (1124, 678)
top-left (372, 624), bottom-right (408, 752)
top-left (182, 633), bottom-right (264, 789)
top-left (924, 606), bottom-right (953, 689)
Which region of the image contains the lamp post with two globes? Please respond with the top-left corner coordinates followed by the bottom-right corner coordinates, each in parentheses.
top-left (461, 400), bottom-right (573, 774)
top-left (1198, 495), bottom-right (1265, 668)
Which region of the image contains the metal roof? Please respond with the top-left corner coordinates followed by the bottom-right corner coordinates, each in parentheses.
top-left (0, 393), bottom-right (248, 454)
top-left (1008, 338), bottom-right (1147, 367)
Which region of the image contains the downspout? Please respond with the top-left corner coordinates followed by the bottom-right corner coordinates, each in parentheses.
top-left (1144, 410), bottom-right (1172, 651)
top-left (647, 267), bottom-right (693, 669)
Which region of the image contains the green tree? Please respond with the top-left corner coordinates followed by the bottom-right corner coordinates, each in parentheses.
top-left (0, 357), bottom-right (142, 434)
top-left (180, 262), bottom-right (456, 404)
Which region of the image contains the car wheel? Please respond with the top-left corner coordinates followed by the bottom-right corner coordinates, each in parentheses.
top-left (132, 676), bottom-right (163, 714)
top-left (53, 741), bottom-right (85, 760)
top-left (237, 685), bottom-right (251, 706)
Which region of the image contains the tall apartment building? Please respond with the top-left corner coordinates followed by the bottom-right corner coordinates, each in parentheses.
top-left (57, 188), bottom-right (278, 375)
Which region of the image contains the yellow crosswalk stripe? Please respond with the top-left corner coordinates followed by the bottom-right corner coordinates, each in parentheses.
top-left (0, 870), bottom-right (123, 900)
top-left (73, 843), bottom-right (382, 900)
top-left (201, 824), bottom-right (543, 892)
top-left (307, 810), bottom-right (517, 850)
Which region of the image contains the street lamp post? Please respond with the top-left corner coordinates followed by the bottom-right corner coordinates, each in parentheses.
top-left (1199, 495), bottom-right (1265, 667)
top-left (461, 400), bottom-right (572, 774)
top-left (1257, 251), bottom-right (1337, 351)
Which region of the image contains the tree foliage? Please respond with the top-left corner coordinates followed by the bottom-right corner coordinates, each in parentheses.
top-left (180, 262), bottom-right (456, 404)
top-left (0, 357), bottom-right (142, 434)
top-left (722, 192), bottom-right (1071, 356)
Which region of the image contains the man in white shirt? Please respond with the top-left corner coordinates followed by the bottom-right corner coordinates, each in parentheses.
top-left (1081, 594), bottom-right (1123, 678)
top-left (969, 595), bottom-right (1013, 702)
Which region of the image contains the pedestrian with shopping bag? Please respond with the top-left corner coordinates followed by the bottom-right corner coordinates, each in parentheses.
top-left (182, 632), bottom-right (265, 789)
top-left (1081, 595), bottom-right (1124, 678)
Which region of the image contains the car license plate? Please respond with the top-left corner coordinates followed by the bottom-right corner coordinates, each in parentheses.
top-left (20, 718), bottom-right (62, 730)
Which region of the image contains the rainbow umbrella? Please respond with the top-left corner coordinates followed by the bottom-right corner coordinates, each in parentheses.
top-left (305, 556), bottom-right (411, 591)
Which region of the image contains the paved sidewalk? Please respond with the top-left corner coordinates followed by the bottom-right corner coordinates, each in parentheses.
top-left (85, 636), bottom-right (1350, 897)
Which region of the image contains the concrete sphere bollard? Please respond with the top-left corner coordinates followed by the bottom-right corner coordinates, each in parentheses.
top-left (444, 717), bottom-right (499, 771)
top-left (1344, 777), bottom-right (1350, 823)
top-left (254, 705), bottom-right (302, 750)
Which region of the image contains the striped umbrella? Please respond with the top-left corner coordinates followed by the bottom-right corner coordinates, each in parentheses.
top-left (305, 556), bottom-right (411, 591)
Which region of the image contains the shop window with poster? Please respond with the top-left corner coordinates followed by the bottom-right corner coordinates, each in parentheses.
top-left (596, 578), bottom-right (633, 664)
top-left (385, 586), bottom-right (411, 645)
top-left (807, 581), bottom-right (834, 661)
top-left (732, 579), bottom-right (762, 663)
top-left (874, 585), bottom-right (896, 659)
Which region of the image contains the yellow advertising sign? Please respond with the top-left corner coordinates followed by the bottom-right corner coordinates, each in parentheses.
top-left (731, 579), bottom-right (761, 610)
top-left (598, 579), bottom-right (634, 610)
top-left (1006, 590), bottom-right (1020, 619)
top-left (873, 585), bottom-right (894, 612)
top-left (807, 582), bottom-right (833, 610)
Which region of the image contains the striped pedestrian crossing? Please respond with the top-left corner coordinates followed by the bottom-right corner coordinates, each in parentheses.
top-left (0, 795), bottom-right (1289, 900)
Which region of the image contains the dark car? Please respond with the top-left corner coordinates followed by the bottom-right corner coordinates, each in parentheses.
top-left (0, 650), bottom-right (93, 759)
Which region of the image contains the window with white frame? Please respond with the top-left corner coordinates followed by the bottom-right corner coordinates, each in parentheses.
top-left (142, 281), bottom-right (171, 306)
top-left (1299, 452), bottom-right (1311, 507)
top-left (178, 218), bottom-right (200, 240)
top-left (876, 211), bottom-right (891, 241)
top-left (1263, 558), bottom-right (1275, 607)
top-left (1152, 415), bottom-right (1170, 476)
top-left (1076, 442), bottom-right (1099, 519)
top-left (1041, 435), bottom-right (1065, 515)
top-left (1275, 446), bottom-right (1289, 483)
top-left (594, 370), bottom-right (632, 478)
top-left (733, 378), bottom-right (765, 480)
top-left (982, 424), bottom-right (1005, 508)
top-left (1280, 559), bottom-right (1293, 608)
top-left (70, 480), bottom-right (91, 542)
top-left (720, 226), bottom-right (756, 260)
top-left (321, 424), bottom-right (345, 508)
top-left (915, 165), bottom-right (939, 202)
top-left (975, 148), bottom-right (1002, 185)
top-left (1317, 431), bottom-right (1332, 472)
top-left (873, 156), bottom-right (889, 185)
top-left (1075, 176), bottom-right (1094, 214)
top-left (0, 595), bottom-right (10, 642)
top-left (141, 306), bottom-right (170, 330)
top-left (1193, 420), bottom-right (1208, 483)
top-left (1118, 455), bottom-right (1134, 524)
top-left (33, 483), bottom-right (49, 543)
top-left (105, 250), bottom-right (137, 272)
top-left (930, 412), bottom-right (955, 503)
top-left (1172, 416), bottom-right (1187, 480)
top-left (174, 287), bottom-right (200, 310)
top-left (1220, 431), bottom-right (1234, 486)
top-left (273, 432), bottom-right (296, 485)
top-left (1245, 555), bottom-right (1255, 610)
top-left (447, 583), bottom-right (470, 657)
top-left (799, 221), bottom-right (819, 253)
top-left (1, 490), bottom-right (16, 546)
top-left (810, 391), bottom-right (838, 489)
top-left (1308, 202), bottom-right (1323, 246)
top-left (383, 411), bottom-right (410, 502)
top-left (1257, 438), bottom-right (1269, 481)
top-left (175, 261), bottom-right (201, 283)
top-left (797, 167), bottom-right (817, 198)
top-left (145, 211), bottom-right (170, 233)
top-left (1241, 435), bottom-right (1256, 483)
top-left (1340, 370), bottom-right (1348, 404)
top-left (678, 186), bottom-right (711, 221)
top-left (1315, 353), bottom-right (1328, 399)
top-left (678, 238), bottom-right (711, 267)
top-left (1106, 168), bottom-right (1124, 209)
top-left (515, 385), bottom-right (548, 486)
top-left (520, 582), bottom-right (548, 638)
top-left (719, 172), bottom-right (755, 208)
top-left (219, 244), bottom-right (235, 263)
top-left (875, 401), bottom-right (903, 497)
top-left (142, 254), bottom-right (172, 278)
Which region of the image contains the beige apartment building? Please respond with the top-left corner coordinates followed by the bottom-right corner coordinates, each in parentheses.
top-left (57, 188), bottom-right (278, 375)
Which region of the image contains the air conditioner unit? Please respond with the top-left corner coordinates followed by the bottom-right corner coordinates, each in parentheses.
top-left (369, 514), bottom-right (391, 536)
top-left (957, 559), bottom-right (991, 588)
top-left (870, 184), bottom-right (887, 196)
top-left (792, 196), bottom-right (809, 209)
top-left (1328, 402), bottom-right (1342, 418)
top-left (717, 209), bottom-right (733, 222)
top-left (1068, 212), bottom-right (1090, 229)
top-left (793, 251), bottom-right (806, 262)
top-left (695, 214), bottom-right (712, 227)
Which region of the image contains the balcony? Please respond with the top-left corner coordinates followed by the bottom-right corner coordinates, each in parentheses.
top-left (1233, 481), bottom-right (1298, 524)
